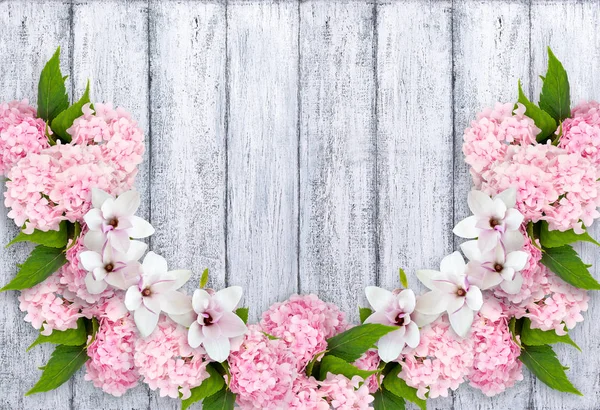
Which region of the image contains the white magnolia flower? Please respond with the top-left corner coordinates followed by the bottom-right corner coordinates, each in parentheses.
top-left (80, 240), bottom-right (146, 294)
top-left (84, 189), bottom-right (155, 253)
top-left (187, 287), bottom-right (247, 362)
top-left (415, 252), bottom-right (483, 337)
top-left (124, 252), bottom-right (192, 337)
top-left (453, 188), bottom-right (523, 253)
top-left (364, 286), bottom-right (420, 362)
top-left (461, 234), bottom-right (529, 295)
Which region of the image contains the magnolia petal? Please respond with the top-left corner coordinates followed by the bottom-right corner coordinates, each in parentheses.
top-left (80, 251), bottom-right (104, 272)
top-left (468, 190), bottom-right (494, 216)
top-left (91, 188), bottom-right (113, 209)
top-left (143, 294), bottom-right (162, 314)
top-left (84, 231), bottom-right (106, 253)
top-left (364, 311), bottom-right (390, 326)
top-left (134, 305), bottom-right (159, 338)
top-left (500, 267), bottom-right (516, 281)
top-left (93, 267), bottom-right (108, 281)
top-left (203, 323), bottom-right (223, 340)
top-left (193, 289), bottom-right (211, 312)
top-left (100, 198), bottom-right (117, 220)
top-left (204, 336), bottom-right (231, 363)
top-left (114, 190), bottom-right (140, 217)
top-left (214, 286), bottom-right (243, 311)
top-left (478, 230), bottom-right (499, 254)
top-left (170, 310), bottom-right (197, 327)
top-left (491, 198), bottom-right (508, 220)
top-left (495, 188), bottom-right (517, 209)
top-left (377, 330), bottom-right (405, 362)
top-left (453, 215), bottom-right (479, 238)
top-left (504, 208), bottom-right (524, 231)
top-left (415, 291), bottom-right (448, 315)
top-left (503, 230), bottom-right (526, 253)
top-left (126, 240), bottom-right (148, 262)
top-left (105, 271), bottom-right (133, 290)
top-left (481, 271), bottom-right (504, 290)
top-left (449, 305), bottom-right (474, 338)
top-left (411, 310), bottom-right (440, 327)
top-left (440, 251), bottom-right (466, 277)
top-left (465, 286), bottom-right (483, 311)
top-left (129, 216), bottom-right (155, 239)
top-left (416, 270), bottom-right (439, 290)
top-left (505, 251), bottom-right (529, 271)
top-left (404, 321), bottom-right (420, 348)
top-left (397, 289), bottom-right (416, 313)
top-left (143, 252), bottom-right (169, 277)
top-left (169, 269), bottom-right (192, 290)
top-left (84, 209), bottom-right (104, 231)
top-left (188, 321), bottom-right (204, 348)
top-left (108, 230), bottom-right (131, 254)
top-left (218, 311), bottom-right (248, 338)
top-left (365, 286), bottom-right (394, 311)
top-left (500, 272), bottom-right (523, 295)
top-left (460, 240), bottom-right (482, 262)
top-left (124, 286), bottom-right (143, 311)
top-left (161, 291), bottom-right (193, 315)
top-left (445, 294), bottom-right (465, 314)
top-left (85, 272), bottom-right (108, 295)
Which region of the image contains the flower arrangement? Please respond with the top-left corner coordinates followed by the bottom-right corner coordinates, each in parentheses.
top-left (0, 46), bottom-right (598, 409)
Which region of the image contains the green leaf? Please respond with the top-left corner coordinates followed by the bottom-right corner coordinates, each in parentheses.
top-left (398, 268), bottom-right (408, 288)
top-left (27, 318), bottom-right (88, 351)
top-left (517, 80), bottom-right (557, 142)
top-left (373, 388), bottom-right (406, 410)
top-left (7, 221), bottom-right (68, 248)
top-left (199, 268), bottom-right (209, 288)
top-left (1, 245), bottom-right (67, 291)
top-left (527, 221), bottom-right (542, 250)
top-left (359, 307), bottom-right (373, 324)
top-left (540, 245), bottom-right (600, 290)
top-left (37, 47), bottom-right (69, 123)
top-left (181, 364), bottom-right (225, 410)
top-left (50, 80), bottom-right (91, 143)
top-left (539, 47), bottom-right (571, 122)
top-left (201, 387), bottom-right (236, 410)
top-left (520, 319), bottom-right (580, 351)
top-left (66, 221), bottom-right (82, 251)
top-left (26, 344), bottom-right (89, 395)
top-left (539, 221), bottom-right (600, 248)
top-left (235, 308), bottom-right (249, 324)
top-left (383, 364), bottom-right (427, 410)
top-left (519, 344), bottom-right (581, 395)
top-left (326, 323), bottom-right (397, 363)
top-left (318, 355), bottom-right (378, 381)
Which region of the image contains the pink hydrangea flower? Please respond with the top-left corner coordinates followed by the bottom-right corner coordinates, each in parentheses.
top-left (260, 294), bottom-right (347, 368)
top-left (85, 315), bottom-right (140, 396)
top-left (134, 317), bottom-right (209, 399)
top-left (18, 274), bottom-right (83, 335)
top-left (560, 101), bottom-right (600, 167)
top-left (353, 350), bottom-right (381, 394)
top-left (0, 100), bottom-right (49, 176)
top-left (319, 374), bottom-right (374, 409)
top-left (468, 315), bottom-right (523, 396)
top-left (285, 376), bottom-right (328, 410)
top-left (400, 316), bottom-right (474, 399)
top-left (229, 325), bottom-right (298, 409)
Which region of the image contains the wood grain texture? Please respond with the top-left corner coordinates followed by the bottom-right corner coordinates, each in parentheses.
top-left (299, 1), bottom-right (377, 322)
top-left (452, 1), bottom-right (533, 409)
top-left (226, 0), bottom-right (299, 323)
top-left (70, 1), bottom-right (151, 409)
top-left (0, 2), bottom-right (74, 409)
top-left (530, 2), bottom-right (600, 408)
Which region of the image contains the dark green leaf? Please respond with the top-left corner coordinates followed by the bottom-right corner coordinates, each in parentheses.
top-left (199, 268), bottom-right (209, 288)
top-left (27, 318), bottom-right (88, 351)
top-left (383, 364), bottom-right (427, 410)
top-left (521, 319), bottom-right (580, 351)
top-left (181, 364), bottom-right (225, 410)
top-left (527, 221), bottom-right (542, 250)
top-left (66, 221), bottom-right (82, 251)
top-left (539, 221), bottom-right (600, 248)
top-left (517, 80), bottom-right (557, 142)
top-left (26, 344), bottom-right (89, 395)
top-left (201, 387), bottom-right (236, 410)
top-left (539, 47), bottom-right (571, 122)
top-left (50, 80), bottom-right (91, 143)
top-left (373, 388), bottom-right (406, 410)
top-left (37, 47), bottom-right (69, 123)
top-left (398, 268), bottom-right (408, 288)
top-left (359, 307), bottom-right (373, 324)
top-left (326, 323), bottom-right (397, 363)
top-left (1, 245), bottom-right (67, 291)
top-left (519, 344), bottom-right (581, 395)
top-left (235, 308), bottom-right (249, 324)
top-left (7, 221), bottom-right (68, 248)
top-left (540, 245), bottom-right (600, 290)
top-left (318, 354), bottom-right (378, 381)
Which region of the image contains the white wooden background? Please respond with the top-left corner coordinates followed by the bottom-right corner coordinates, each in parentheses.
top-left (0, 0), bottom-right (599, 409)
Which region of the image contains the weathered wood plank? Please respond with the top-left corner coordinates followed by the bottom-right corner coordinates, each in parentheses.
top-left (376, 1), bottom-right (454, 408)
top-left (0, 2), bottom-right (74, 409)
top-left (530, 2), bottom-right (600, 408)
top-left (226, 1), bottom-right (299, 323)
top-left (70, 1), bottom-right (151, 408)
top-left (453, 1), bottom-right (533, 409)
top-left (299, 1), bottom-right (377, 322)
top-left (148, 1), bottom-right (226, 409)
